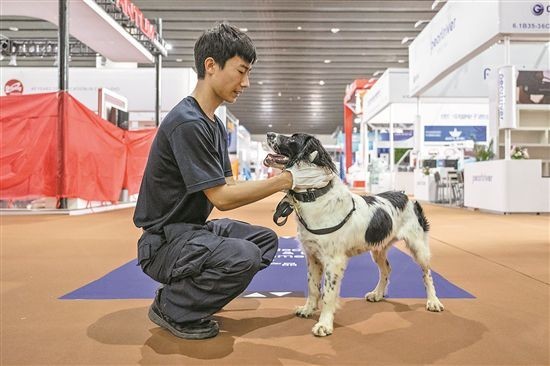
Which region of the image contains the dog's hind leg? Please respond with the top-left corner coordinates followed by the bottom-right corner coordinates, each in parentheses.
top-left (405, 236), bottom-right (444, 312)
top-left (365, 246), bottom-right (391, 302)
top-left (311, 255), bottom-right (347, 337)
top-left (295, 251), bottom-right (323, 318)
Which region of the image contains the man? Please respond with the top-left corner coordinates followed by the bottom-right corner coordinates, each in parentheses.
top-left (133, 23), bottom-right (333, 340)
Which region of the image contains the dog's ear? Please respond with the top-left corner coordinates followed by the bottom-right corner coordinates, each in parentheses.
top-left (308, 151), bottom-right (318, 162)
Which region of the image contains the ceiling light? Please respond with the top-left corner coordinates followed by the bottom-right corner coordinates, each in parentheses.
top-left (257, 81), bottom-right (264, 85)
top-left (401, 37), bottom-right (415, 44)
top-left (319, 80), bottom-right (325, 86)
top-left (165, 43), bottom-right (173, 50)
top-left (9, 26), bottom-right (19, 31)
top-left (278, 92), bottom-right (282, 97)
top-left (239, 28), bottom-right (248, 32)
top-left (431, 0), bottom-right (445, 10)
top-left (373, 70), bottom-right (384, 77)
top-left (268, 124), bottom-right (272, 128)
top-left (398, 59), bottom-right (406, 63)
top-left (297, 96), bottom-right (301, 100)
top-left (324, 59), bottom-right (331, 64)
top-left (330, 28), bottom-right (340, 34)
top-left (414, 20), bottom-right (429, 28)
top-left (297, 26), bottom-right (302, 30)
top-left (176, 58), bottom-right (182, 62)
top-left (8, 54), bottom-right (17, 66)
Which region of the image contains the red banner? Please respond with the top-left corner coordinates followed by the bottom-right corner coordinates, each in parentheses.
top-left (0, 92), bottom-right (156, 202)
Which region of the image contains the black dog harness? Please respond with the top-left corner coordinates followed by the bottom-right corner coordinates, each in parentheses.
top-left (272, 180), bottom-right (356, 235)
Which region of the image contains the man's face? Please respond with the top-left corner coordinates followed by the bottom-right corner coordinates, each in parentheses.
top-left (211, 55), bottom-right (251, 103)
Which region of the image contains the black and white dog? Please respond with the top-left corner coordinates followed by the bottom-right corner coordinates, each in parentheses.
top-left (266, 132), bottom-right (444, 337)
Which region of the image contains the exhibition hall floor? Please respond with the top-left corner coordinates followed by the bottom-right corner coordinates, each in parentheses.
top-left (1, 193), bottom-right (548, 365)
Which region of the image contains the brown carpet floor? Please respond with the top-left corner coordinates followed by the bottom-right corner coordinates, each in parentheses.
top-left (1, 193), bottom-right (549, 365)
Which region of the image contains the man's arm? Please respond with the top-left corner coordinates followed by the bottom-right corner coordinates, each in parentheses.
top-left (204, 172), bottom-right (292, 211)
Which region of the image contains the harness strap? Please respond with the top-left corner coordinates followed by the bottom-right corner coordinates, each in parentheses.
top-left (296, 197), bottom-right (356, 235)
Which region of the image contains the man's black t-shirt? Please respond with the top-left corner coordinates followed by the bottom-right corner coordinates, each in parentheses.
top-left (133, 96), bottom-right (232, 234)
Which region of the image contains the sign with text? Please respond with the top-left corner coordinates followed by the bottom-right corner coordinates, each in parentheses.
top-left (424, 125), bottom-right (486, 143)
top-left (497, 65), bottom-right (517, 129)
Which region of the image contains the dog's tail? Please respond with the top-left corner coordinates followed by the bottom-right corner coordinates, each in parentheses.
top-left (413, 201), bottom-right (430, 232)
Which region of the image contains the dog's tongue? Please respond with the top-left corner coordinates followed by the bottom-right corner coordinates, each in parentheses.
top-left (263, 153), bottom-right (289, 167)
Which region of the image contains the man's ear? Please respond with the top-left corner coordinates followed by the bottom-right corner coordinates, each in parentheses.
top-left (308, 151), bottom-right (318, 162)
top-left (204, 57), bottom-right (217, 76)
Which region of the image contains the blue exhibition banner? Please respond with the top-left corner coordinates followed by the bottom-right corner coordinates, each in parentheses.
top-left (424, 125), bottom-right (486, 142)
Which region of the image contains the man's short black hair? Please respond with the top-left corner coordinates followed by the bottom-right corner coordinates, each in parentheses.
top-left (194, 23), bottom-right (257, 79)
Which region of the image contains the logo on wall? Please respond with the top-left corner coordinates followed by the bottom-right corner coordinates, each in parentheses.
top-left (4, 79), bottom-right (24, 95)
top-left (532, 3), bottom-right (549, 16)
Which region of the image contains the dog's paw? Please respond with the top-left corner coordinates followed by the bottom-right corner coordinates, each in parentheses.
top-left (365, 290), bottom-right (384, 302)
top-left (426, 299), bottom-right (445, 312)
top-left (312, 322), bottom-right (333, 337)
top-left (294, 305), bottom-right (315, 318)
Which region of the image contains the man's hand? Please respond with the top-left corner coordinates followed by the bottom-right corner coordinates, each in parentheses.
top-left (285, 164), bottom-right (335, 190)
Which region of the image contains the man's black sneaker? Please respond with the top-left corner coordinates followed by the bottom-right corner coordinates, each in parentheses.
top-left (148, 291), bottom-right (219, 340)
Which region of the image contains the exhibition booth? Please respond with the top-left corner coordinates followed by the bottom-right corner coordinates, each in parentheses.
top-left (408, 0), bottom-right (550, 213)
top-left (361, 68), bottom-right (488, 199)
top-left (0, 0), bottom-right (172, 212)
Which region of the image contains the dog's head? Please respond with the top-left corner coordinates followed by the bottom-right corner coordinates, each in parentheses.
top-left (265, 132), bottom-right (337, 173)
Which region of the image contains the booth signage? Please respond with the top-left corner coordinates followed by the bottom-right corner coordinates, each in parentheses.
top-left (115, 0), bottom-right (156, 41)
top-left (424, 125), bottom-right (486, 142)
top-left (497, 65), bottom-right (517, 129)
top-left (409, 0), bottom-right (550, 97)
top-left (379, 130), bottom-right (414, 142)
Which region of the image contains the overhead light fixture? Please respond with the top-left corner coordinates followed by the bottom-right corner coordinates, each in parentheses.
top-left (257, 81), bottom-right (264, 85)
top-left (175, 58), bottom-right (182, 62)
top-left (401, 37), bottom-right (415, 44)
top-left (431, 0), bottom-right (445, 10)
top-left (278, 92), bottom-right (282, 97)
top-left (297, 96), bottom-right (301, 100)
top-left (268, 124), bottom-right (272, 128)
top-left (324, 59), bottom-right (331, 64)
top-left (414, 20), bottom-right (430, 28)
top-left (330, 28), bottom-right (340, 34)
top-left (9, 26), bottom-right (19, 31)
top-left (319, 80), bottom-right (325, 86)
top-left (373, 70), bottom-right (384, 77)
top-left (165, 43), bottom-right (173, 50)
top-left (8, 54), bottom-right (17, 66)
top-left (239, 28), bottom-right (248, 32)
top-left (398, 59), bottom-right (406, 63)
top-left (297, 26), bottom-right (302, 30)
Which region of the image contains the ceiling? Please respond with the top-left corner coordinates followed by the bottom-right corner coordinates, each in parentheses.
top-left (0, 0), bottom-right (441, 135)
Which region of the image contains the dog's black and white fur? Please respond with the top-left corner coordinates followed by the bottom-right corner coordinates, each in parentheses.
top-left (267, 132), bottom-right (444, 337)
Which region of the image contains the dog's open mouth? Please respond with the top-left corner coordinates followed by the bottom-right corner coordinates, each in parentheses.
top-left (263, 153), bottom-right (289, 168)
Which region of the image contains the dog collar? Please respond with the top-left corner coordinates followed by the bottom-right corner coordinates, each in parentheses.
top-left (290, 180), bottom-right (333, 202)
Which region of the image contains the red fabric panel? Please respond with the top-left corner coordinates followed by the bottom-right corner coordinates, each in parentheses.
top-left (123, 128), bottom-right (156, 195)
top-left (1, 92), bottom-right (156, 202)
top-left (0, 93), bottom-right (59, 199)
top-left (63, 93), bottom-right (127, 202)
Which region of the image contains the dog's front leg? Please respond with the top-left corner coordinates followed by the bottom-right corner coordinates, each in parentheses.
top-left (295, 251), bottom-right (323, 318)
top-left (312, 256), bottom-right (347, 337)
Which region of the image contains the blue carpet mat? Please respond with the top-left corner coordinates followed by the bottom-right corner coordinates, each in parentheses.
top-left (60, 237), bottom-right (474, 300)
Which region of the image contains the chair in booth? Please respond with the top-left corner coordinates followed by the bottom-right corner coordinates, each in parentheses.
top-left (433, 171), bottom-right (449, 204)
top-left (451, 170), bottom-right (465, 206)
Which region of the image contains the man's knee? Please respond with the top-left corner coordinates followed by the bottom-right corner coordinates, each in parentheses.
top-left (220, 239), bottom-right (262, 276)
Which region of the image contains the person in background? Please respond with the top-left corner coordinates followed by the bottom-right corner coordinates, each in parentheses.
top-left (133, 23), bottom-right (333, 340)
